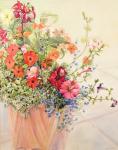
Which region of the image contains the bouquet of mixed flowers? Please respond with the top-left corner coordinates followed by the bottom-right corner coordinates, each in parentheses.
top-left (0, 0), bottom-right (116, 129)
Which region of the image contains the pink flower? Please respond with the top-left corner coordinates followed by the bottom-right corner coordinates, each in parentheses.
top-left (0, 28), bottom-right (8, 45)
top-left (60, 80), bottom-right (80, 99)
top-left (21, 45), bottom-right (27, 53)
top-left (12, 1), bottom-right (36, 23)
top-left (27, 66), bottom-right (39, 78)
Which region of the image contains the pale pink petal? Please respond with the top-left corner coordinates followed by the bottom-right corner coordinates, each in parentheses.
top-left (74, 83), bottom-right (80, 89)
top-left (61, 84), bottom-right (67, 89)
top-left (71, 89), bottom-right (79, 96)
top-left (70, 93), bottom-right (75, 99)
top-left (61, 81), bottom-right (70, 90)
top-left (63, 92), bottom-right (72, 99)
top-left (63, 81), bottom-right (70, 87)
top-left (60, 89), bottom-right (67, 94)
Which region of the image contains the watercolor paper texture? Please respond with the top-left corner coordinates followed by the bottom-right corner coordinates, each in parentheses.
top-left (0, 0), bottom-right (118, 150)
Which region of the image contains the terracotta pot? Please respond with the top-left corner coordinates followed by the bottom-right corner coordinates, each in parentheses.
top-left (8, 105), bottom-right (67, 150)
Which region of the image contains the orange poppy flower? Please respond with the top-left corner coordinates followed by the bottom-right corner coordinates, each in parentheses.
top-left (41, 58), bottom-right (53, 69)
top-left (66, 43), bottom-right (77, 54)
top-left (27, 76), bottom-right (39, 89)
top-left (13, 66), bottom-right (24, 78)
top-left (39, 22), bottom-right (45, 29)
top-left (47, 49), bottom-right (60, 60)
top-left (32, 22), bottom-right (45, 30)
top-left (83, 56), bottom-right (91, 65)
top-left (5, 56), bottom-right (15, 69)
top-left (7, 44), bottom-right (19, 56)
top-left (0, 50), bottom-right (4, 59)
top-left (32, 23), bottom-right (37, 29)
top-left (23, 31), bottom-right (32, 37)
top-left (24, 51), bottom-right (38, 67)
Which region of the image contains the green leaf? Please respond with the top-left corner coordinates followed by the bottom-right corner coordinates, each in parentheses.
top-left (60, 48), bottom-right (65, 59)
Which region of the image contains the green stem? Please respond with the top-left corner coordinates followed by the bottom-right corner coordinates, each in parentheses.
top-left (21, 21), bottom-right (24, 45)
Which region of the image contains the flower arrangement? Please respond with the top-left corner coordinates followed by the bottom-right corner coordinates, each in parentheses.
top-left (0, 1), bottom-right (116, 129)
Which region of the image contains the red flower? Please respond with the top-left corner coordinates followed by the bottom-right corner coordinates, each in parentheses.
top-left (24, 51), bottom-right (38, 67)
top-left (27, 76), bottom-right (38, 89)
top-left (48, 67), bottom-right (66, 89)
top-left (57, 67), bottom-right (67, 77)
top-left (5, 56), bottom-right (15, 70)
top-left (7, 44), bottom-right (19, 56)
top-left (13, 66), bottom-right (24, 78)
top-left (12, 1), bottom-right (36, 23)
top-left (0, 28), bottom-right (8, 45)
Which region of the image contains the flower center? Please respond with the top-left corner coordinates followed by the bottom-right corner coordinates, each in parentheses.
top-left (32, 80), bottom-right (34, 83)
top-left (67, 87), bottom-right (72, 92)
top-left (29, 57), bottom-right (32, 61)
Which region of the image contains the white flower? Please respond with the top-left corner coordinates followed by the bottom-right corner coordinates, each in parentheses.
top-left (0, 10), bottom-right (13, 26)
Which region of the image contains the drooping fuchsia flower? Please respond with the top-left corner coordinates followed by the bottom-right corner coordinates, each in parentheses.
top-left (27, 66), bottom-right (39, 79)
top-left (0, 28), bottom-right (8, 45)
top-left (78, 67), bottom-right (92, 76)
top-left (48, 66), bottom-right (66, 90)
top-left (60, 80), bottom-right (80, 100)
top-left (12, 1), bottom-right (36, 23)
